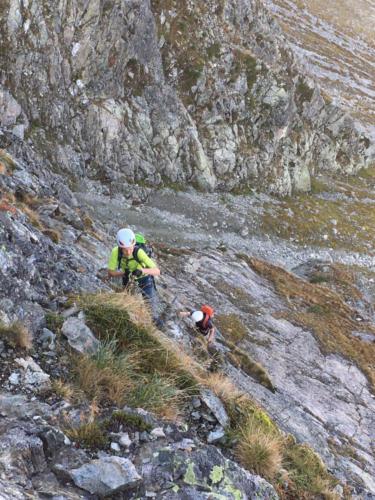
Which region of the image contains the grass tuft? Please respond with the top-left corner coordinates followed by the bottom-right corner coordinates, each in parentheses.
top-left (215, 313), bottom-right (248, 344)
top-left (235, 418), bottom-right (282, 479)
top-left (51, 379), bottom-right (74, 401)
top-left (72, 293), bottom-right (200, 416)
top-left (42, 228), bottom-right (61, 243)
top-left (65, 421), bottom-right (108, 450)
top-left (107, 410), bottom-right (152, 432)
top-left (283, 443), bottom-right (338, 495)
top-left (0, 321), bottom-right (33, 349)
top-left (45, 312), bottom-right (64, 334)
top-left (224, 340), bottom-right (275, 391)
top-left (202, 372), bottom-right (241, 402)
top-left (127, 374), bottom-right (183, 420)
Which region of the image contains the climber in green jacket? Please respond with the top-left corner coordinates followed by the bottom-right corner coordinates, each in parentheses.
top-left (107, 228), bottom-right (162, 327)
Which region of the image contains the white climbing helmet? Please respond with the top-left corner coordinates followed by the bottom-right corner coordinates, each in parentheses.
top-left (116, 228), bottom-right (136, 248)
top-left (192, 310), bottom-right (204, 323)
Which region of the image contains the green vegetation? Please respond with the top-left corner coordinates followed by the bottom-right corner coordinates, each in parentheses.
top-left (72, 293), bottom-right (200, 417)
top-left (45, 312), bottom-right (64, 333)
top-left (0, 321), bottom-right (32, 349)
top-left (106, 410), bottom-right (152, 432)
top-left (231, 50), bottom-right (258, 90)
top-left (295, 77), bottom-right (314, 105)
top-left (65, 421), bottom-right (109, 450)
top-left (59, 290), bottom-right (341, 497)
top-left (207, 42), bottom-right (221, 60)
top-left (283, 442), bottom-right (338, 495)
top-left (235, 418), bottom-right (282, 479)
top-left (259, 188), bottom-right (375, 253)
top-left (215, 313), bottom-right (248, 344)
top-left (225, 343), bottom-right (274, 391)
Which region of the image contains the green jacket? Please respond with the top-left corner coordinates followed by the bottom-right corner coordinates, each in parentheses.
top-left (107, 246), bottom-right (156, 273)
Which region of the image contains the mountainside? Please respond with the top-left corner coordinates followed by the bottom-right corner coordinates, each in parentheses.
top-left (264, 0), bottom-right (375, 136)
top-left (0, 0), bottom-right (373, 197)
top-left (1, 1), bottom-right (375, 499)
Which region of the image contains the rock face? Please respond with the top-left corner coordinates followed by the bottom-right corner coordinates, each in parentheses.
top-left (0, 0), bottom-right (373, 197)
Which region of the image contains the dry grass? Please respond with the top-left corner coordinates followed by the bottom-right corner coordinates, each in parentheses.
top-left (241, 256), bottom-right (375, 389)
top-left (0, 321), bottom-right (33, 349)
top-left (235, 419), bottom-right (282, 479)
top-left (62, 289), bottom-right (343, 498)
top-left (42, 228), bottom-right (61, 243)
top-left (72, 293), bottom-right (202, 416)
top-left (202, 372), bottom-right (241, 402)
top-left (73, 350), bottom-right (135, 407)
top-left (20, 205), bottom-right (43, 229)
top-left (51, 379), bottom-right (74, 401)
top-left (259, 185), bottom-right (375, 254)
top-left (223, 340), bottom-right (275, 392)
top-left (0, 149), bottom-right (16, 173)
top-left (215, 313), bottom-right (248, 344)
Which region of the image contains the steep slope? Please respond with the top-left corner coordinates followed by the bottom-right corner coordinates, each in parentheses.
top-left (264, 0), bottom-right (375, 134)
top-left (0, 0), bottom-right (373, 196)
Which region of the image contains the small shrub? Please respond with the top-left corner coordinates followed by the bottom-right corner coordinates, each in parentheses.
top-left (283, 443), bottom-right (337, 495)
top-left (235, 417), bottom-right (282, 479)
top-left (202, 373), bottom-right (241, 403)
top-left (51, 379), bottom-right (74, 401)
top-left (45, 312), bottom-right (64, 333)
top-left (65, 421), bottom-right (108, 450)
top-left (107, 410), bottom-right (152, 432)
top-left (73, 353), bottom-right (134, 407)
top-left (42, 228), bottom-right (61, 243)
top-left (127, 374), bottom-right (183, 419)
top-left (0, 321), bottom-right (33, 349)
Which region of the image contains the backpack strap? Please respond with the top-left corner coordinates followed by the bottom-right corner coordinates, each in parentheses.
top-left (117, 247), bottom-right (122, 270)
top-left (202, 313), bottom-right (210, 329)
top-left (132, 244), bottom-right (142, 264)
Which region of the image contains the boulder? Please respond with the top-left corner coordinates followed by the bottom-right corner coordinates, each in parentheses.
top-left (200, 389), bottom-right (229, 428)
top-left (67, 456), bottom-right (141, 497)
top-left (61, 317), bottom-right (100, 355)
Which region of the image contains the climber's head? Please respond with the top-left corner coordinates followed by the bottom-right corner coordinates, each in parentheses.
top-left (117, 228), bottom-right (136, 256)
top-left (191, 310), bottom-right (204, 323)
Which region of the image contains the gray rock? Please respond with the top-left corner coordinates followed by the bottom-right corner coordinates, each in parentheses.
top-left (110, 442), bottom-right (121, 452)
top-left (61, 317), bottom-right (100, 355)
top-left (8, 372), bottom-right (20, 385)
top-left (200, 389), bottom-right (230, 428)
top-left (207, 427), bottom-right (226, 444)
top-left (0, 392), bottom-right (52, 419)
top-left (68, 457), bottom-right (141, 496)
top-left (40, 328), bottom-right (56, 349)
top-left (119, 433), bottom-right (132, 448)
top-left (15, 356), bottom-right (50, 390)
top-left (150, 427), bottom-right (166, 439)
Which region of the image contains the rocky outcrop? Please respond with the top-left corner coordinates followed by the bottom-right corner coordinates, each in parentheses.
top-left (0, 0), bottom-right (373, 197)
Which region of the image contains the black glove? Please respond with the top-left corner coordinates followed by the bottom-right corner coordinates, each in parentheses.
top-left (132, 269), bottom-right (143, 278)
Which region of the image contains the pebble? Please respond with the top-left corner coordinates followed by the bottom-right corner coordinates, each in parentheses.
top-left (110, 442), bottom-right (121, 452)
